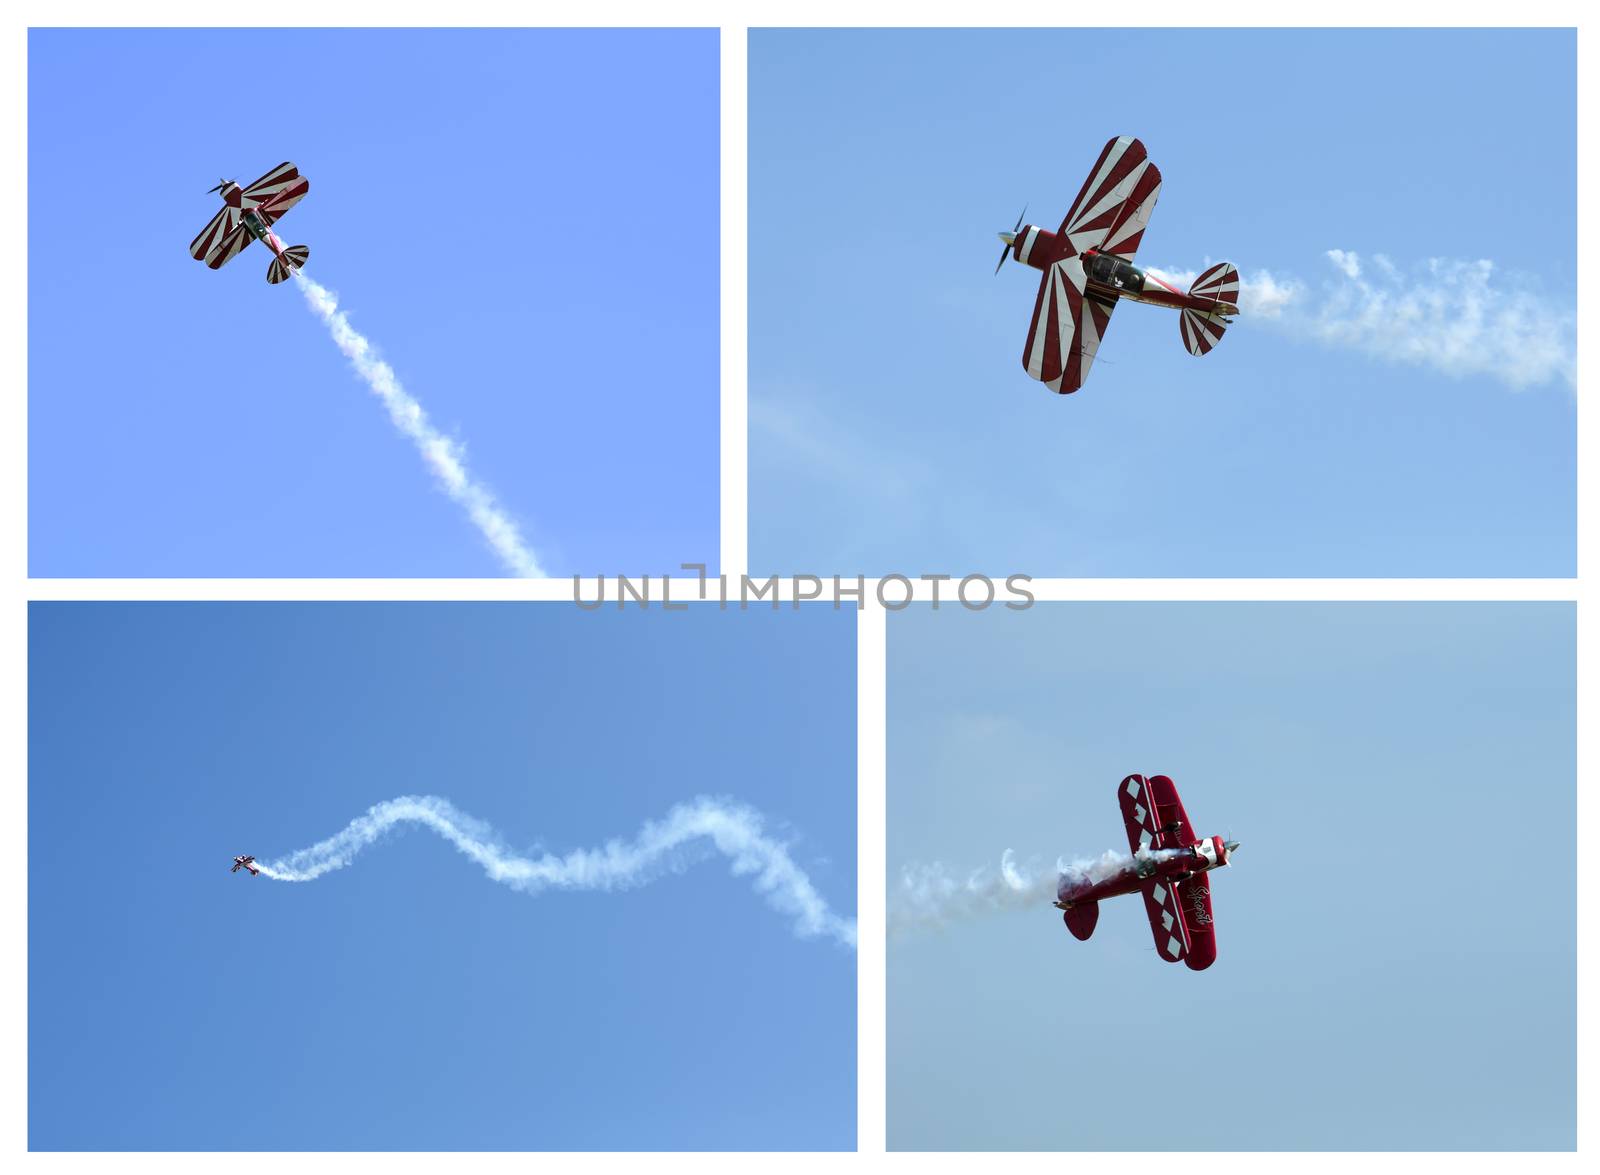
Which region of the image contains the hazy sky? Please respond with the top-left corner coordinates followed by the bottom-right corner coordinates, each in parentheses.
top-left (751, 28), bottom-right (1575, 576)
top-left (887, 602), bottom-right (1573, 1150)
top-left (30, 29), bottom-right (719, 577)
top-left (30, 603), bottom-right (855, 1150)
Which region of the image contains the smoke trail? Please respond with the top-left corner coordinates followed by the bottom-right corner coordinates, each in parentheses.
top-left (890, 847), bottom-right (1181, 935)
top-left (253, 795), bottom-right (856, 948)
top-left (294, 275), bottom-right (546, 577)
top-left (1149, 250), bottom-right (1574, 392)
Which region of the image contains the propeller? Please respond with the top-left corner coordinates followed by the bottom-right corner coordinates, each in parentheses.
top-left (206, 177), bottom-right (235, 195)
top-left (993, 205), bottom-right (1027, 275)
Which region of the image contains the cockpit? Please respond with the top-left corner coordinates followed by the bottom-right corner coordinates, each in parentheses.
top-left (1086, 252), bottom-right (1146, 293)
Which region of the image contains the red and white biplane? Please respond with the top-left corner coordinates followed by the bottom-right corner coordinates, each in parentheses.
top-left (1055, 774), bottom-right (1238, 970)
top-left (189, 162), bottom-right (311, 285)
top-left (997, 136), bottom-right (1238, 394)
top-left (231, 855), bottom-right (259, 876)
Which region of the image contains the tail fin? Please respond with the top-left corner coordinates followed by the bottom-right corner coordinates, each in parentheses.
top-left (1180, 262), bottom-right (1238, 356)
top-left (1062, 901), bottom-right (1099, 941)
top-left (267, 244), bottom-right (311, 285)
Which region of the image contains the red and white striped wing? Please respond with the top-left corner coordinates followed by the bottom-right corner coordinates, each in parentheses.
top-left (257, 176), bottom-right (311, 226)
top-left (1056, 136), bottom-right (1162, 261)
top-left (1175, 872), bottom-right (1217, 971)
top-left (240, 162), bottom-right (303, 209)
top-left (189, 204), bottom-right (240, 261)
top-left (1022, 257), bottom-right (1116, 394)
top-left (205, 224), bottom-right (255, 269)
top-left (1140, 876), bottom-right (1189, 963)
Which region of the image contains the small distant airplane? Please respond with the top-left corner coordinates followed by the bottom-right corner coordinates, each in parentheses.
top-left (1055, 774), bottom-right (1237, 970)
top-left (188, 161), bottom-right (311, 284)
top-left (231, 855), bottom-right (259, 876)
top-left (996, 136), bottom-right (1239, 393)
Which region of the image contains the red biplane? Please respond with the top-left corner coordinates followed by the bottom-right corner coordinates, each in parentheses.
top-left (189, 162), bottom-right (311, 285)
top-left (231, 855), bottom-right (259, 876)
top-left (1055, 774), bottom-right (1238, 970)
top-left (997, 136), bottom-right (1238, 394)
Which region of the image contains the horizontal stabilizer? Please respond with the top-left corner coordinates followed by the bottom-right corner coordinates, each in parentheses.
top-left (1063, 901), bottom-right (1099, 941)
top-left (267, 245), bottom-right (310, 285)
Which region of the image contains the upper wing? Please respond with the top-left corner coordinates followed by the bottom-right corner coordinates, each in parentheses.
top-left (1175, 872), bottom-right (1217, 971)
top-left (240, 162), bottom-right (304, 209)
top-left (1139, 876), bottom-right (1189, 963)
top-left (1145, 775), bottom-right (1195, 847)
top-left (1056, 136), bottom-right (1162, 261)
top-left (205, 224), bottom-right (255, 269)
top-left (257, 175), bottom-right (311, 226)
top-left (1021, 257), bottom-right (1117, 394)
top-left (189, 205), bottom-right (240, 261)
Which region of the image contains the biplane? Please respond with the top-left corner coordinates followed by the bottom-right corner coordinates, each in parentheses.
top-left (231, 855), bottom-right (260, 876)
top-left (189, 162), bottom-right (311, 285)
top-left (1055, 774), bottom-right (1237, 970)
top-left (996, 136), bottom-right (1238, 393)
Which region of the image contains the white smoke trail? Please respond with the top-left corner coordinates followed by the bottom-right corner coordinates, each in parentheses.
top-left (294, 274), bottom-right (546, 577)
top-left (889, 847), bottom-right (1173, 934)
top-left (253, 795), bottom-right (856, 948)
top-left (1149, 250), bottom-right (1574, 392)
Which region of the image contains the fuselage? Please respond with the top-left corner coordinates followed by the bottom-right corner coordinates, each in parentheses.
top-left (1006, 224), bottom-right (1234, 320)
top-left (1056, 835), bottom-right (1233, 907)
top-left (215, 182), bottom-right (290, 260)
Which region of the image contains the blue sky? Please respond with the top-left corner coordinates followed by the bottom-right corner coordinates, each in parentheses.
top-left (887, 603), bottom-right (1574, 1150)
top-left (29, 603), bottom-right (856, 1150)
top-left (29, 29), bottom-right (719, 577)
top-left (751, 29), bottom-right (1576, 576)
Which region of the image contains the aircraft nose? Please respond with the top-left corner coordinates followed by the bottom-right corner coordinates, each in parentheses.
top-left (997, 231), bottom-right (1017, 246)
top-left (1225, 840), bottom-right (1240, 855)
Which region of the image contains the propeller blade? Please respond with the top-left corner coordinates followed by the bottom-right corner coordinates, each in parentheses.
top-left (993, 243), bottom-right (1011, 276)
top-left (1012, 204), bottom-right (1027, 233)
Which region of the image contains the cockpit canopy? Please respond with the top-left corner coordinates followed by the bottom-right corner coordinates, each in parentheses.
top-left (1086, 251), bottom-right (1146, 293)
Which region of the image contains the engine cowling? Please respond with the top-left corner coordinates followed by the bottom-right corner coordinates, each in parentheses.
top-left (1010, 224), bottom-right (1058, 271)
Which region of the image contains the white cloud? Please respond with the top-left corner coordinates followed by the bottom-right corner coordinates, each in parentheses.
top-left (1326, 248), bottom-right (1362, 280)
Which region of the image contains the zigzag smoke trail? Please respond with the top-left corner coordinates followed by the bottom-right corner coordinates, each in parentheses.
top-left (294, 275), bottom-right (545, 577)
top-left (253, 795), bottom-right (856, 948)
top-left (890, 846), bottom-right (1182, 935)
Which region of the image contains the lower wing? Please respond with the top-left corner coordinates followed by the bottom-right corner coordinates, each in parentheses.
top-left (206, 224), bottom-right (255, 270)
top-left (189, 206), bottom-right (240, 261)
top-left (1139, 876), bottom-right (1190, 963)
top-left (1022, 257), bottom-right (1117, 394)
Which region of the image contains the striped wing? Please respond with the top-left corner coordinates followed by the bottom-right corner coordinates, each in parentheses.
top-left (1056, 136), bottom-right (1162, 261)
top-left (1022, 257), bottom-right (1116, 394)
top-left (189, 204), bottom-right (240, 261)
top-left (1175, 872), bottom-right (1217, 971)
top-left (257, 175), bottom-right (310, 226)
top-left (240, 162), bottom-right (304, 209)
top-left (1140, 876), bottom-right (1189, 963)
top-left (205, 224), bottom-right (254, 269)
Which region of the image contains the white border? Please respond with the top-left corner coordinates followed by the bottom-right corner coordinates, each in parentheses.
top-left (7, 4), bottom-right (1591, 1166)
